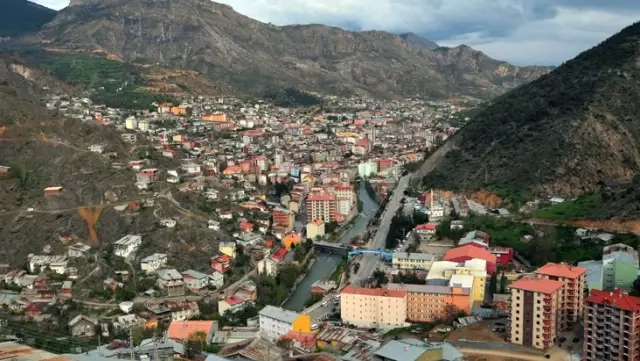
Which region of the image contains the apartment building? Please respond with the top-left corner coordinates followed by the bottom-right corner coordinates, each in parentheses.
top-left (307, 193), bottom-right (337, 223)
top-left (140, 253), bottom-right (167, 274)
top-left (386, 283), bottom-right (472, 323)
top-left (427, 259), bottom-right (488, 303)
top-left (113, 235), bottom-right (142, 258)
top-left (579, 243), bottom-right (639, 292)
top-left (272, 207), bottom-right (295, 231)
top-left (584, 289), bottom-right (640, 361)
top-left (534, 263), bottom-right (587, 330)
top-left (258, 305), bottom-right (311, 342)
top-left (340, 286), bottom-right (407, 329)
top-left (392, 252), bottom-right (435, 270)
top-left (508, 278), bottom-right (563, 350)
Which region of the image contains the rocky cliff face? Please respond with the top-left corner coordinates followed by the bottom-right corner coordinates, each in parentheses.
top-left (38, 0), bottom-right (550, 99)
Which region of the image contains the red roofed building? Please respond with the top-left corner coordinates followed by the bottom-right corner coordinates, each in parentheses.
top-left (584, 289), bottom-right (640, 361)
top-left (488, 247), bottom-right (514, 266)
top-left (271, 248), bottom-right (288, 262)
top-left (167, 320), bottom-right (218, 343)
top-left (239, 221), bottom-right (254, 233)
top-left (444, 244), bottom-right (497, 274)
top-left (211, 255), bottom-right (232, 273)
top-left (508, 278), bottom-right (564, 350)
top-left (340, 286), bottom-right (407, 328)
top-left (307, 193), bottom-right (337, 223)
top-left (534, 263), bottom-right (587, 330)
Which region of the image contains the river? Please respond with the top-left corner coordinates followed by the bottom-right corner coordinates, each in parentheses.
top-left (283, 182), bottom-right (380, 311)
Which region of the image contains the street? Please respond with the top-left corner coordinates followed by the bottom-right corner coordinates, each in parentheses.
top-left (352, 173), bottom-right (412, 284)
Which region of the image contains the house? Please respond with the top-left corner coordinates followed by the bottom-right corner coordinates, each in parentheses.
top-left (218, 296), bottom-right (248, 315)
top-left (166, 301), bottom-right (200, 321)
top-left (69, 315), bottom-right (98, 338)
top-left (44, 187), bottom-right (63, 196)
top-left (208, 219), bottom-right (221, 230)
top-left (207, 272), bottom-right (223, 290)
top-left (24, 303), bottom-right (46, 319)
top-left (156, 269), bottom-right (186, 297)
top-left (167, 320), bottom-right (218, 344)
top-left (219, 242), bottom-right (237, 259)
top-left (89, 144), bottom-right (104, 154)
top-left (160, 219), bottom-right (177, 228)
top-left (104, 278), bottom-right (124, 292)
top-left (239, 221), bottom-right (254, 233)
top-left (236, 232), bottom-right (263, 247)
top-left (181, 270), bottom-right (209, 292)
top-left (67, 243), bottom-right (91, 258)
top-left (259, 305), bottom-right (311, 343)
top-left (306, 219), bottom-right (325, 240)
top-left (27, 255), bottom-right (68, 274)
top-left (374, 339), bottom-right (463, 361)
top-left (140, 253), bottom-right (168, 274)
top-left (113, 235), bottom-right (142, 258)
top-left (257, 258), bottom-right (279, 277)
top-left (211, 255), bottom-right (232, 273)
top-left (60, 281), bottom-right (73, 297)
top-left (311, 280), bottom-right (337, 296)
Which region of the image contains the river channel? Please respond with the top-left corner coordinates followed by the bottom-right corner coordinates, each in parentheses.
top-left (283, 182), bottom-right (380, 311)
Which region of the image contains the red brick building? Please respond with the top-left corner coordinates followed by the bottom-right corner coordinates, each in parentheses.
top-left (307, 193), bottom-right (337, 223)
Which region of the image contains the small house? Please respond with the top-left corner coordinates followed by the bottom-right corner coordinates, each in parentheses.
top-left (69, 315), bottom-right (98, 338)
top-left (44, 187), bottom-right (63, 196)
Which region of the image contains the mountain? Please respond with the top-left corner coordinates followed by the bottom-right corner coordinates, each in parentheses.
top-left (0, 0), bottom-right (56, 37)
top-left (399, 33), bottom-right (439, 51)
top-left (423, 21), bottom-right (640, 201)
top-left (34, 0), bottom-right (550, 100)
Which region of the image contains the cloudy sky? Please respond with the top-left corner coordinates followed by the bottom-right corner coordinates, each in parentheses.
top-left (33, 0), bottom-right (640, 65)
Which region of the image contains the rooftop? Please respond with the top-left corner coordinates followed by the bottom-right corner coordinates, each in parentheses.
top-left (509, 278), bottom-right (563, 294)
top-left (392, 252), bottom-right (434, 261)
top-left (341, 286), bottom-right (407, 298)
top-left (534, 263), bottom-right (586, 279)
top-left (386, 283), bottom-right (471, 295)
top-left (167, 320), bottom-right (216, 340)
top-left (444, 244), bottom-right (496, 264)
top-left (258, 305), bottom-right (300, 324)
top-left (587, 289), bottom-right (640, 312)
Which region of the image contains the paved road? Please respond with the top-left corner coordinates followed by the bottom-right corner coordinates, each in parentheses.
top-left (353, 174), bottom-right (412, 284)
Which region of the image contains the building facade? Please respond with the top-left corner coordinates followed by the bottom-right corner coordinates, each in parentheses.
top-left (392, 252), bottom-right (435, 270)
top-left (258, 305), bottom-right (311, 342)
top-left (340, 286), bottom-right (407, 328)
top-left (579, 243), bottom-right (639, 292)
top-left (426, 259), bottom-right (488, 304)
top-left (386, 283), bottom-right (472, 323)
top-left (307, 194), bottom-right (337, 223)
top-left (584, 289), bottom-right (640, 361)
top-left (508, 278), bottom-right (563, 350)
top-left (534, 263), bottom-right (587, 330)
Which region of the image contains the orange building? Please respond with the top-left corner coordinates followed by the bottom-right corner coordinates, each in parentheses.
top-left (171, 106), bottom-right (188, 116)
top-left (340, 286), bottom-right (407, 328)
top-left (508, 278), bottom-right (563, 350)
top-left (386, 283), bottom-right (472, 322)
top-left (202, 113), bottom-right (228, 122)
top-left (534, 263), bottom-right (587, 330)
top-left (282, 233), bottom-right (302, 250)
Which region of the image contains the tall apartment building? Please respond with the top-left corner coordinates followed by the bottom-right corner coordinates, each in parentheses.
top-left (579, 243), bottom-right (639, 292)
top-left (386, 283), bottom-right (472, 323)
top-left (534, 263), bottom-right (587, 330)
top-left (508, 278), bottom-right (563, 350)
top-left (272, 207), bottom-right (294, 232)
top-left (307, 193), bottom-right (337, 223)
top-left (584, 289), bottom-right (640, 361)
top-left (340, 286), bottom-right (407, 328)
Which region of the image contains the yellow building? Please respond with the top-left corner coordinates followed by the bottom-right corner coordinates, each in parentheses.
top-left (426, 259), bottom-right (487, 303)
top-left (258, 305), bottom-right (311, 342)
top-left (292, 314), bottom-right (311, 333)
top-left (306, 219), bottom-right (325, 240)
top-left (392, 252), bottom-right (435, 270)
top-left (218, 242), bottom-right (237, 259)
top-left (282, 233), bottom-right (302, 250)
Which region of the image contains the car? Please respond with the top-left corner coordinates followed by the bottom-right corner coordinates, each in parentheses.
top-left (311, 324), bottom-right (319, 330)
top-left (494, 322), bottom-right (505, 326)
top-left (321, 301), bottom-right (328, 307)
top-left (26, 207), bottom-right (34, 212)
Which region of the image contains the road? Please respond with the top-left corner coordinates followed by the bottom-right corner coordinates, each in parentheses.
top-left (353, 173), bottom-right (412, 284)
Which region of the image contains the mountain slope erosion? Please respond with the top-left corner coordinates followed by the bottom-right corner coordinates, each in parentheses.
top-left (39, 0), bottom-right (548, 99)
top-left (0, 55), bottom-right (138, 263)
top-left (424, 22), bottom-right (640, 199)
top-left (0, 0), bottom-right (56, 37)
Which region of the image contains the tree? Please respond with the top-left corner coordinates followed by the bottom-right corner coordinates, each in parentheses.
top-left (276, 337), bottom-right (293, 350)
top-left (372, 270), bottom-right (388, 287)
top-left (489, 274), bottom-right (497, 296)
top-left (499, 272), bottom-right (508, 294)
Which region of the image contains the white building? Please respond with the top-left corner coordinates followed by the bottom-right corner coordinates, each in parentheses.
top-left (209, 272), bottom-right (224, 289)
top-left (125, 116), bottom-right (138, 130)
top-left (258, 305), bottom-right (301, 343)
top-left (113, 235), bottom-right (142, 258)
top-left (357, 161), bottom-right (378, 178)
top-left (181, 269), bottom-right (209, 291)
top-left (27, 255), bottom-right (68, 274)
top-left (140, 253), bottom-right (168, 273)
top-left (138, 119), bottom-right (149, 132)
top-left (67, 243), bottom-right (91, 258)
top-left (257, 258), bottom-right (279, 277)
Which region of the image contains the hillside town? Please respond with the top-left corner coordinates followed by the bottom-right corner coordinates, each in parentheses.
top-left (2, 92), bottom-right (639, 361)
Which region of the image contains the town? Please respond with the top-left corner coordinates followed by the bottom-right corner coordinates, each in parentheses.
top-left (1, 91), bottom-right (638, 361)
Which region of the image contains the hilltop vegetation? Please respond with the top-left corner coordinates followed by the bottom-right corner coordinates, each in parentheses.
top-left (424, 21), bottom-right (640, 201)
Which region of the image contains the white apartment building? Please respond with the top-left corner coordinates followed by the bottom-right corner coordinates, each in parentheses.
top-left (258, 305), bottom-right (301, 342)
top-left (181, 269), bottom-right (209, 291)
top-left (28, 255), bottom-right (68, 274)
top-left (113, 235), bottom-right (142, 258)
top-left (140, 253), bottom-right (168, 273)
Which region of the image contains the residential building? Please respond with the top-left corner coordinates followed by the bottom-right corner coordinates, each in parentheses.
top-left (488, 247), bottom-right (514, 267)
top-left (426, 259), bottom-right (488, 303)
top-left (167, 320), bottom-right (218, 344)
top-left (69, 315), bottom-right (98, 338)
top-left (67, 243), bottom-right (91, 258)
top-left (140, 253), bottom-right (167, 274)
top-left (374, 339), bottom-right (464, 361)
top-left (257, 258), bottom-right (279, 277)
top-left (508, 278), bottom-right (563, 350)
top-left (209, 272), bottom-right (224, 289)
top-left (218, 295), bottom-right (248, 315)
top-left (340, 286), bottom-right (407, 329)
top-left (211, 255), bottom-right (232, 273)
top-left (273, 207), bottom-right (295, 231)
top-left (258, 305), bottom-right (311, 342)
top-left (282, 233), bottom-right (302, 250)
top-left (156, 269), bottom-right (186, 297)
top-left (583, 289), bottom-right (640, 361)
top-left (181, 269), bottom-right (209, 292)
top-left (27, 255), bottom-right (68, 274)
top-left (113, 235), bottom-right (142, 258)
top-left (391, 252), bottom-right (435, 270)
top-left (311, 280), bottom-right (337, 295)
top-left (579, 243), bottom-right (639, 292)
top-left (218, 242), bottom-right (237, 259)
top-left (386, 283), bottom-right (472, 322)
top-left (306, 219), bottom-right (325, 240)
top-left (307, 193), bottom-right (337, 223)
top-left (443, 244), bottom-right (497, 274)
top-left (534, 263), bottom-right (587, 330)
top-left (167, 301), bottom-right (200, 321)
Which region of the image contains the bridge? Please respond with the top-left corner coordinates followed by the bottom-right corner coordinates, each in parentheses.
top-left (348, 249), bottom-right (393, 262)
top-left (312, 241), bottom-right (350, 256)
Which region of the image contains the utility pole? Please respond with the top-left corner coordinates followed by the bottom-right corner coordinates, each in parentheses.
top-left (129, 328), bottom-right (134, 361)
